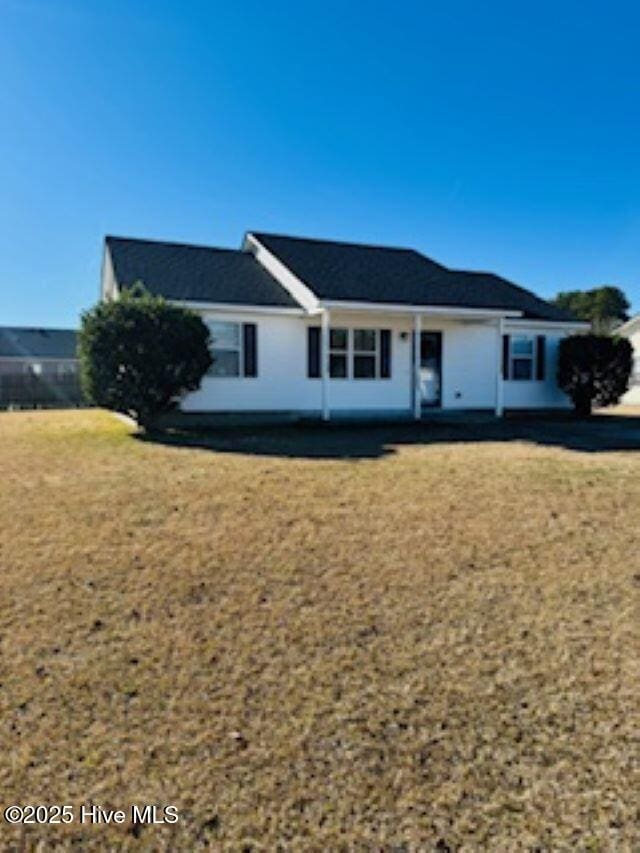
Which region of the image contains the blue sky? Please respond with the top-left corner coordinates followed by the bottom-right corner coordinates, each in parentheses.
top-left (1, 0), bottom-right (639, 327)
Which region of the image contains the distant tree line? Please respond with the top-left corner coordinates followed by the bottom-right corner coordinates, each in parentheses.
top-left (551, 285), bottom-right (630, 334)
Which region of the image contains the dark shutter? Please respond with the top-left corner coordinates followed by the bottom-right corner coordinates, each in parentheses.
top-left (536, 335), bottom-right (546, 380)
top-left (380, 329), bottom-right (392, 379)
top-left (307, 327), bottom-right (320, 378)
top-left (243, 323), bottom-right (257, 377)
top-left (502, 334), bottom-right (511, 380)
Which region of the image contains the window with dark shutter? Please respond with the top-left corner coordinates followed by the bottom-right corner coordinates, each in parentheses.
top-left (380, 329), bottom-right (392, 378)
top-left (536, 335), bottom-right (546, 380)
top-left (243, 323), bottom-right (257, 377)
top-left (307, 327), bottom-right (320, 378)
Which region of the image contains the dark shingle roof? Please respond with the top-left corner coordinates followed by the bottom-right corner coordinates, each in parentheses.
top-left (251, 232), bottom-right (574, 321)
top-left (105, 236), bottom-right (299, 308)
top-left (0, 327), bottom-right (78, 359)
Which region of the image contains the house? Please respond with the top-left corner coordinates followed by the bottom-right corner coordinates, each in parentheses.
top-left (617, 314), bottom-right (640, 404)
top-left (0, 327), bottom-right (79, 377)
top-left (101, 232), bottom-right (588, 421)
top-left (0, 327), bottom-right (80, 408)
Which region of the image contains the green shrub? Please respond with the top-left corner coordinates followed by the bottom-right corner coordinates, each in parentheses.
top-left (557, 334), bottom-right (632, 416)
top-left (79, 283), bottom-right (212, 429)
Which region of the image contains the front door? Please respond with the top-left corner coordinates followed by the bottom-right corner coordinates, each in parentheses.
top-left (420, 331), bottom-right (442, 407)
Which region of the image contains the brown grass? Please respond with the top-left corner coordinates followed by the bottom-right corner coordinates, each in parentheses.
top-left (0, 409), bottom-right (638, 850)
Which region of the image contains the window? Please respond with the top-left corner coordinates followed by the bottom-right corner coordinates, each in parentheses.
top-left (632, 356), bottom-right (640, 386)
top-left (329, 328), bottom-right (348, 378)
top-left (331, 328), bottom-right (380, 379)
top-left (510, 336), bottom-right (534, 381)
top-left (208, 321), bottom-right (241, 377)
top-left (353, 329), bottom-right (377, 379)
top-left (308, 327), bottom-right (391, 379)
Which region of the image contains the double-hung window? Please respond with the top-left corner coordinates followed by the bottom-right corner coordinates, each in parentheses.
top-left (308, 327), bottom-right (391, 379)
top-left (208, 321), bottom-right (242, 377)
top-left (329, 328), bottom-right (348, 378)
top-left (207, 321), bottom-right (258, 378)
top-left (328, 329), bottom-right (379, 379)
top-left (510, 336), bottom-right (535, 380)
top-left (353, 329), bottom-right (377, 378)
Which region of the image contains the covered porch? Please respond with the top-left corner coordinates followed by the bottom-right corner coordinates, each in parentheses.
top-left (313, 302), bottom-right (520, 421)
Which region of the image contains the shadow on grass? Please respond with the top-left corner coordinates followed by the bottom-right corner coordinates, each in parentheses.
top-left (135, 413), bottom-right (640, 460)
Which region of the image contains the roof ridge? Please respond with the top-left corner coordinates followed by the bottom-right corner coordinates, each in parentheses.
top-left (250, 230), bottom-right (427, 255)
top-left (105, 235), bottom-right (242, 255)
top-left (249, 231), bottom-right (452, 274)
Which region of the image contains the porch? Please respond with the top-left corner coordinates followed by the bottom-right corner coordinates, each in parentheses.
top-left (313, 304), bottom-right (516, 421)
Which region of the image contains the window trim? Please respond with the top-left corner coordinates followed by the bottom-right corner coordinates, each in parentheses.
top-left (329, 327), bottom-right (349, 380)
top-left (509, 335), bottom-right (536, 382)
top-left (326, 327), bottom-right (382, 380)
top-left (207, 320), bottom-right (243, 379)
top-left (352, 328), bottom-right (379, 380)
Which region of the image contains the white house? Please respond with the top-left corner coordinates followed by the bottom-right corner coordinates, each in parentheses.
top-left (101, 232), bottom-right (587, 421)
top-left (617, 314), bottom-right (640, 404)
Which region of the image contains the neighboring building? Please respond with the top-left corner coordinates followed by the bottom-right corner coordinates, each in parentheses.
top-left (0, 327), bottom-right (80, 408)
top-left (101, 232), bottom-right (588, 421)
top-left (617, 314), bottom-right (640, 404)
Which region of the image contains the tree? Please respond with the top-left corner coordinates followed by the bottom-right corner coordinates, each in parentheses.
top-left (557, 334), bottom-right (632, 417)
top-left (78, 283), bottom-right (212, 429)
top-left (552, 286), bottom-right (630, 333)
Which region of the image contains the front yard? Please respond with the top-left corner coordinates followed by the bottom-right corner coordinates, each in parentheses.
top-left (0, 410), bottom-right (638, 849)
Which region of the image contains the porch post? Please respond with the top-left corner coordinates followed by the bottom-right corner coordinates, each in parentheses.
top-left (321, 308), bottom-right (330, 421)
top-left (413, 313), bottom-right (422, 420)
top-left (495, 317), bottom-right (504, 417)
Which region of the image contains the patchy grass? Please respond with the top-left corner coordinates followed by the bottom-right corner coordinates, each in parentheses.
top-left (0, 409), bottom-right (639, 850)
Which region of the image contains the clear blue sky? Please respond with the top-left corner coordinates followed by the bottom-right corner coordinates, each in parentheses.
top-left (1, 0), bottom-right (639, 327)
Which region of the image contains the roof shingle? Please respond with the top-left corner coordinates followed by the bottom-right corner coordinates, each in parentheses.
top-left (251, 232), bottom-right (574, 321)
top-left (0, 327), bottom-right (78, 359)
top-left (105, 236), bottom-right (300, 308)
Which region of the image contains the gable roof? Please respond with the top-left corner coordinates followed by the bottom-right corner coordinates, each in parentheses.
top-left (105, 236), bottom-right (299, 308)
top-left (0, 327), bottom-right (78, 359)
top-left (250, 232), bottom-right (574, 321)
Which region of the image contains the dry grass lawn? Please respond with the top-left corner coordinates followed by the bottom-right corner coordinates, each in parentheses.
top-left (0, 409), bottom-right (638, 850)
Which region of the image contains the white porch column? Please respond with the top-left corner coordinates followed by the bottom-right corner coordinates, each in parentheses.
top-left (495, 317), bottom-right (504, 417)
top-left (413, 313), bottom-right (422, 420)
top-left (321, 308), bottom-right (330, 421)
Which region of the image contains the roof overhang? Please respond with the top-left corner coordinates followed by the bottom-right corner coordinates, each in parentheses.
top-left (505, 318), bottom-right (591, 331)
top-left (171, 299), bottom-right (306, 316)
top-left (314, 300), bottom-right (522, 320)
